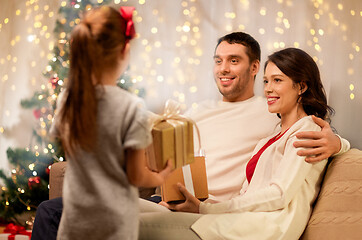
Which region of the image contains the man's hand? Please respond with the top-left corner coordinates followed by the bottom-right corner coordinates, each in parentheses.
top-left (293, 115), bottom-right (341, 162)
top-left (159, 183), bottom-right (200, 213)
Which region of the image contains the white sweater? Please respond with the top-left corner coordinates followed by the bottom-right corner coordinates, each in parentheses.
top-left (192, 116), bottom-right (328, 240)
top-left (186, 96), bottom-right (280, 202)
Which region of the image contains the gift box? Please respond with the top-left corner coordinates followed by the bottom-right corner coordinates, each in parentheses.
top-left (151, 119), bottom-right (194, 170)
top-left (161, 156), bottom-right (208, 203)
top-left (147, 100), bottom-right (196, 171)
top-left (0, 233), bottom-right (31, 240)
top-left (0, 223), bottom-right (31, 240)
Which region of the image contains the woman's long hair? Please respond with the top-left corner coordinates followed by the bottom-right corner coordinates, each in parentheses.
top-left (264, 48), bottom-right (334, 122)
top-left (57, 6), bottom-right (127, 155)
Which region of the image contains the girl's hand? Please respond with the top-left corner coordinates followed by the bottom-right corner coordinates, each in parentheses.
top-left (126, 149), bottom-right (173, 187)
top-left (159, 183), bottom-right (200, 213)
top-left (158, 159), bottom-right (173, 180)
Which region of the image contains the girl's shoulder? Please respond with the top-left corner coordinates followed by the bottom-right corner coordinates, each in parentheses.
top-left (99, 85), bottom-right (143, 104)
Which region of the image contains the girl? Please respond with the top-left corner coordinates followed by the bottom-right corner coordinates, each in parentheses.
top-left (52, 6), bottom-right (172, 240)
top-left (140, 48), bottom-right (336, 240)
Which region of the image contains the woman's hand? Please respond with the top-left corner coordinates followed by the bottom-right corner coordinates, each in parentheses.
top-left (159, 183), bottom-right (200, 213)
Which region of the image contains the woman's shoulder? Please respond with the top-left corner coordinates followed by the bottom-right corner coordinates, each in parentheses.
top-left (289, 116), bottom-right (321, 134)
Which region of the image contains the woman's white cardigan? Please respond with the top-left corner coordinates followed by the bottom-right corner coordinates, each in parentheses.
top-left (192, 116), bottom-right (328, 240)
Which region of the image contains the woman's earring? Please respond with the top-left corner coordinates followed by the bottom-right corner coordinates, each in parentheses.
top-left (297, 95), bottom-right (302, 103)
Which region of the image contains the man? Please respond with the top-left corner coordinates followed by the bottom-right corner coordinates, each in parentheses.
top-left (182, 32), bottom-right (348, 204)
top-left (32, 32), bottom-right (349, 240)
top-left (138, 32), bottom-right (349, 239)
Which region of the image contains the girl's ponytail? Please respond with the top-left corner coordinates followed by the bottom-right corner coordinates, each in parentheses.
top-left (58, 20), bottom-right (98, 155)
top-left (57, 6), bottom-right (132, 156)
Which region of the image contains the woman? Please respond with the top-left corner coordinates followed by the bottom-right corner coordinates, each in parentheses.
top-left (140, 48), bottom-right (334, 240)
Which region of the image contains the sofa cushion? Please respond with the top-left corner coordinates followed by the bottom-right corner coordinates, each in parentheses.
top-left (49, 161), bottom-right (67, 200)
top-left (301, 148), bottom-right (362, 240)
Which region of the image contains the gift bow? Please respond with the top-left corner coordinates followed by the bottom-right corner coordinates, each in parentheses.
top-left (4, 223), bottom-right (32, 239)
top-left (151, 99), bottom-right (202, 155)
top-left (119, 6), bottom-right (136, 40)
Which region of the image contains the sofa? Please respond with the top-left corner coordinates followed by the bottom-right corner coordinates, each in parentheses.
top-left (49, 148), bottom-right (362, 239)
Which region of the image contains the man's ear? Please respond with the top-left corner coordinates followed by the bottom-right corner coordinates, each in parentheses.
top-left (251, 60), bottom-right (260, 76)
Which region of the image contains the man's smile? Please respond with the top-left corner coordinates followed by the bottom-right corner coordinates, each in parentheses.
top-left (219, 76), bottom-right (235, 86)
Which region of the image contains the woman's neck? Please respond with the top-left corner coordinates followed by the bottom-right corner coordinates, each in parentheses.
top-left (280, 106), bottom-right (307, 132)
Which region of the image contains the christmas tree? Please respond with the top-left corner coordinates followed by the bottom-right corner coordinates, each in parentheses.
top-left (0, 0), bottom-right (142, 225)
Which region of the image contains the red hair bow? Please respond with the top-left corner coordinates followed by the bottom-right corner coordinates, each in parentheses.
top-left (120, 6), bottom-right (136, 40)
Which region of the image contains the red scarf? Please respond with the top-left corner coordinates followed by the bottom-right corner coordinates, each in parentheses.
top-left (246, 129), bottom-right (289, 183)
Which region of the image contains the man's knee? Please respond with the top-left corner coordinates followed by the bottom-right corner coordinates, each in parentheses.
top-left (32, 198), bottom-right (63, 240)
top-left (35, 198), bottom-right (63, 219)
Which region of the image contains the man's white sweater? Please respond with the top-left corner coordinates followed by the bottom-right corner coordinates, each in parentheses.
top-left (186, 96), bottom-right (280, 202)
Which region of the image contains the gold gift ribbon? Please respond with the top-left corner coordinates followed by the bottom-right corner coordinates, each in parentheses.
top-left (167, 119), bottom-right (187, 168)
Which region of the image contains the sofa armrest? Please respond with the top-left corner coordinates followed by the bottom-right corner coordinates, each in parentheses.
top-left (301, 148), bottom-right (362, 239)
top-left (49, 161), bottom-right (67, 200)
top-left (48, 161), bottom-right (155, 200)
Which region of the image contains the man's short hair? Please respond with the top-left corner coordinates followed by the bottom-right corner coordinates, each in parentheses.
top-left (216, 32), bottom-right (261, 63)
